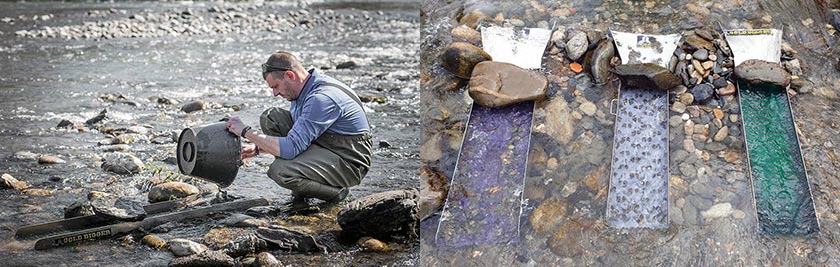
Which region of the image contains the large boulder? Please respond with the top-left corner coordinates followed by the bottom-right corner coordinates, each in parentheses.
top-left (337, 189), bottom-right (419, 239)
top-left (734, 59), bottom-right (791, 87)
top-left (612, 63), bottom-right (682, 90)
top-left (468, 61), bottom-right (548, 108)
top-left (440, 42), bottom-right (492, 79)
top-left (148, 182), bottom-right (200, 203)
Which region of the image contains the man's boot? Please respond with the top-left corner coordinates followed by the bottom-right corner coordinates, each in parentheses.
top-left (294, 180), bottom-right (348, 203)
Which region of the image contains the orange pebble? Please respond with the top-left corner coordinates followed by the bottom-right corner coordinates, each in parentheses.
top-left (570, 62), bottom-right (583, 73)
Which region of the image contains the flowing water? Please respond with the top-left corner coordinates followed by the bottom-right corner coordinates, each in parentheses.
top-left (421, 0), bottom-right (840, 266)
top-left (0, 1), bottom-right (419, 266)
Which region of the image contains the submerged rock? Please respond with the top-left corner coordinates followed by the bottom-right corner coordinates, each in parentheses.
top-left (168, 238), bottom-right (209, 257)
top-left (2, 173), bottom-right (28, 191)
top-left (701, 203), bottom-right (733, 219)
top-left (222, 233), bottom-right (268, 257)
top-left (148, 182), bottom-right (200, 203)
top-left (468, 61), bottom-right (548, 108)
top-left (101, 152), bottom-right (144, 174)
top-left (85, 109), bottom-right (108, 125)
top-left (168, 250), bottom-right (235, 267)
top-left (612, 63), bottom-right (682, 90)
top-left (590, 39), bottom-right (615, 85)
top-left (440, 42), bottom-right (492, 79)
top-left (13, 151), bottom-right (38, 161)
top-left (337, 189), bottom-right (419, 239)
top-left (548, 220), bottom-right (585, 257)
top-left (734, 59), bottom-right (791, 87)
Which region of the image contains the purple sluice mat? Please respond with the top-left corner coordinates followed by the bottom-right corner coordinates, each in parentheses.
top-left (435, 101), bottom-right (534, 247)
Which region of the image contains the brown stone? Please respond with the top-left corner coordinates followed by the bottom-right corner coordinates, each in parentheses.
top-left (712, 109), bottom-right (724, 120)
top-left (721, 151), bottom-right (741, 163)
top-left (583, 165), bottom-right (607, 193)
top-left (22, 188), bottom-right (52, 196)
top-left (692, 60), bottom-right (706, 76)
top-left (142, 234), bottom-right (167, 249)
top-left (357, 237), bottom-right (389, 252)
top-left (450, 25), bottom-right (481, 46)
top-left (701, 61), bottom-right (715, 70)
top-left (734, 59), bottom-right (791, 87)
top-left (684, 34), bottom-right (715, 51)
top-left (37, 155), bottom-right (65, 164)
top-left (148, 182), bottom-right (200, 203)
top-left (530, 197), bottom-right (568, 235)
top-left (2, 173), bottom-right (28, 190)
top-left (468, 61), bottom-right (548, 107)
top-left (440, 42), bottom-right (492, 79)
top-left (459, 10), bottom-right (491, 29)
top-left (718, 81), bottom-right (736, 96)
top-left (539, 97), bottom-right (574, 145)
top-left (548, 220), bottom-right (585, 257)
top-left (612, 63), bottom-right (682, 91)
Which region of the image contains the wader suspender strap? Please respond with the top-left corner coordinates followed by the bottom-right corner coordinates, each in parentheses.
top-left (321, 82), bottom-right (371, 129)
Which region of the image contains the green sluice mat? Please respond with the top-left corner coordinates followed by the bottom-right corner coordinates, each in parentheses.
top-left (738, 81), bottom-right (818, 236)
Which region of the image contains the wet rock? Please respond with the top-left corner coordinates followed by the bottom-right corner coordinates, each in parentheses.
top-left (148, 182), bottom-right (200, 203)
top-left (713, 126), bottom-right (729, 142)
top-left (701, 203), bottom-right (733, 219)
top-left (357, 237), bottom-right (389, 252)
top-left (734, 59), bottom-right (791, 87)
top-left (181, 100), bottom-right (206, 113)
top-left (612, 63), bottom-right (682, 90)
top-left (732, 210), bottom-right (746, 219)
top-left (168, 238), bottom-right (208, 257)
top-left (684, 34), bottom-right (715, 51)
top-left (591, 39), bottom-right (615, 85)
top-left (565, 31), bottom-right (589, 61)
top-left (100, 144), bottom-right (131, 152)
top-left (717, 81), bottom-right (736, 96)
top-left (782, 58), bottom-right (802, 76)
top-left (23, 188), bottom-right (52, 196)
top-left (168, 250), bottom-right (235, 267)
top-left (91, 197), bottom-right (146, 221)
top-left (671, 102), bottom-right (686, 113)
top-left (222, 233), bottom-right (267, 257)
top-left (712, 77), bottom-right (728, 88)
top-left (690, 83), bottom-right (714, 103)
top-left (38, 155), bottom-right (65, 164)
top-left (85, 109), bottom-right (108, 125)
top-left (550, 30), bottom-right (565, 48)
top-left (692, 49), bottom-right (708, 61)
top-left (468, 61), bottom-right (548, 107)
top-left (14, 151), bottom-right (38, 161)
top-left (459, 10), bottom-right (492, 29)
top-left (56, 119), bottom-right (75, 128)
top-left (579, 102), bottom-right (597, 116)
top-left (101, 152), bottom-right (144, 174)
top-left (450, 25), bottom-right (482, 46)
top-left (679, 93), bottom-right (694, 105)
top-left (2, 173), bottom-right (28, 190)
top-left (338, 189), bottom-right (419, 239)
top-left (256, 226), bottom-right (326, 253)
top-left (221, 213), bottom-right (268, 228)
top-left (541, 98), bottom-right (574, 145)
top-left (64, 200), bottom-right (96, 218)
top-left (548, 220), bottom-right (585, 257)
top-left (254, 252), bottom-right (281, 267)
top-left (335, 61), bottom-right (358, 69)
top-left (530, 197), bottom-right (567, 235)
top-left (440, 42), bottom-right (492, 79)
top-left (143, 234), bottom-right (167, 249)
top-left (378, 140), bottom-right (392, 148)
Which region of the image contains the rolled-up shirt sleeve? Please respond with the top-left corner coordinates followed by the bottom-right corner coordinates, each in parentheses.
top-left (278, 93), bottom-right (340, 159)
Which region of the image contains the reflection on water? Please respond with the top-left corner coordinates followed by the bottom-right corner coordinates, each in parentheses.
top-left (421, 0), bottom-right (840, 266)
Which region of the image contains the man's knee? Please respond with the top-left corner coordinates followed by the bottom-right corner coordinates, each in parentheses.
top-left (267, 163), bottom-right (300, 190)
top-left (260, 107), bottom-right (292, 135)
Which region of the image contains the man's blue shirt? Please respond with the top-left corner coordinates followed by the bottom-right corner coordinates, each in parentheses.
top-left (278, 69), bottom-right (369, 159)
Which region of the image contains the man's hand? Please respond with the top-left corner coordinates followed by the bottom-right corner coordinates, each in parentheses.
top-left (226, 117), bottom-right (247, 137)
top-left (241, 144), bottom-right (258, 159)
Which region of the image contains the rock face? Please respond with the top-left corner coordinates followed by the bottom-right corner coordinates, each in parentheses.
top-left (337, 189), bottom-right (419, 239)
top-left (148, 182), bottom-right (200, 203)
top-left (101, 152), bottom-right (144, 174)
top-left (734, 59), bottom-right (791, 87)
top-left (613, 63), bottom-right (682, 91)
top-left (440, 42), bottom-right (492, 79)
top-left (468, 61), bottom-right (548, 108)
top-left (565, 31), bottom-right (589, 61)
top-left (2, 173), bottom-right (28, 190)
top-left (168, 250), bottom-right (235, 267)
top-left (168, 238), bottom-right (209, 257)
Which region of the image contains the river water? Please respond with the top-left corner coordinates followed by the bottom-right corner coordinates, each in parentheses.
top-left (421, 0), bottom-right (840, 266)
top-left (0, 1), bottom-right (419, 266)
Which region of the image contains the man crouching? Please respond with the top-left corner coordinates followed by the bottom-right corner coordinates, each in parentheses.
top-left (225, 51), bottom-right (372, 208)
